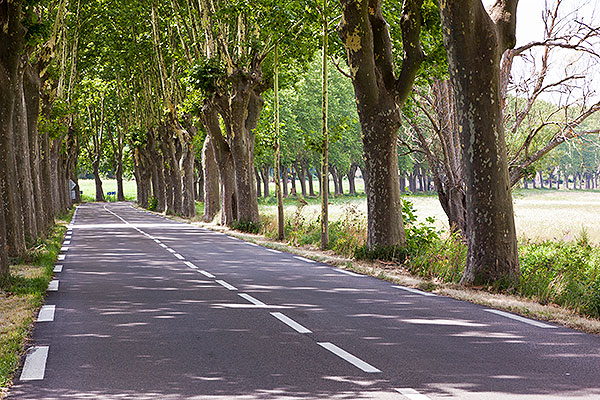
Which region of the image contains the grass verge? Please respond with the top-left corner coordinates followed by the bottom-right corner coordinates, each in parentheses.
top-left (0, 208), bottom-right (73, 397)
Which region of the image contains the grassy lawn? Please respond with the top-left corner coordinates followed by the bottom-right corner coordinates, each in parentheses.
top-left (0, 209), bottom-right (73, 396)
top-left (78, 179), bottom-right (137, 202)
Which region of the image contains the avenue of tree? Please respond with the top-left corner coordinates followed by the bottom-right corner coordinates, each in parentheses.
top-left (1, 0), bottom-right (599, 287)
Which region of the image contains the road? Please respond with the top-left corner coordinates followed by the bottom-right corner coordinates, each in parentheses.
top-left (9, 202), bottom-right (600, 399)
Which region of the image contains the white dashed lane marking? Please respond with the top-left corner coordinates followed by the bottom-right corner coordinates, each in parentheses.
top-left (246, 242), bottom-right (259, 247)
top-left (167, 248), bottom-right (176, 253)
top-left (270, 312), bottom-right (312, 334)
top-left (37, 305), bottom-right (56, 322)
top-left (318, 342), bottom-right (381, 373)
top-left (266, 249), bottom-right (281, 254)
top-left (60, 247), bottom-right (69, 252)
top-left (63, 240), bottom-right (71, 245)
top-left (238, 293), bottom-right (267, 307)
top-left (57, 255), bottom-right (65, 261)
top-left (485, 309), bottom-right (557, 329)
top-left (174, 253), bottom-right (185, 260)
top-left (198, 270), bottom-right (216, 278)
top-left (159, 244), bottom-right (168, 249)
top-left (53, 265), bottom-right (63, 273)
top-left (20, 346), bottom-right (49, 381)
top-left (47, 280), bottom-right (59, 292)
top-left (216, 280), bottom-right (237, 291)
top-left (184, 261), bottom-right (198, 269)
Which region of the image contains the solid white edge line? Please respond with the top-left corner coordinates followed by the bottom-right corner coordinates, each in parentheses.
top-left (395, 388), bottom-right (432, 400)
top-left (57, 255), bottom-right (65, 261)
top-left (266, 249), bottom-right (281, 254)
top-left (174, 253), bottom-right (185, 260)
top-left (270, 312), bottom-right (312, 334)
top-left (317, 342), bottom-right (381, 373)
top-left (216, 280), bottom-right (237, 291)
top-left (335, 269), bottom-right (362, 277)
top-left (293, 256), bottom-right (316, 263)
top-left (47, 280), bottom-right (59, 291)
top-left (238, 293), bottom-right (267, 306)
top-left (20, 346), bottom-right (49, 381)
top-left (199, 270), bottom-right (216, 278)
top-left (484, 309), bottom-right (557, 329)
top-left (184, 261), bottom-right (198, 269)
top-left (247, 242), bottom-right (259, 247)
top-left (393, 285), bottom-right (437, 297)
top-left (37, 305), bottom-right (56, 322)
top-left (53, 265), bottom-right (63, 273)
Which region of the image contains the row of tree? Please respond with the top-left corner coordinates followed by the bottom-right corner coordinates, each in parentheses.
top-left (1, 0), bottom-right (599, 287)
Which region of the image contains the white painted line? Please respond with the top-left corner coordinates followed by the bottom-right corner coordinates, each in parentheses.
top-left (393, 286), bottom-right (437, 297)
top-left (317, 342), bottom-right (381, 373)
top-left (335, 269), bottom-right (362, 277)
top-left (238, 293), bottom-right (267, 307)
top-left (184, 261), bottom-right (198, 269)
top-left (57, 254), bottom-right (65, 261)
top-left (216, 280), bottom-right (238, 291)
top-left (174, 253), bottom-right (185, 260)
top-left (247, 242), bottom-right (259, 247)
top-left (167, 248), bottom-right (176, 253)
top-left (47, 280), bottom-right (59, 292)
top-left (485, 309), bottom-right (557, 329)
top-left (63, 240), bottom-right (71, 245)
top-left (294, 256), bottom-right (316, 263)
top-left (270, 312), bottom-right (312, 333)
top-left (159, 243), bottom-right (168, 248)
top-left (64, 236), bottom-right (71, 240)
top-left (37, 305), bottom-right (56, 322)
top-left (198, 270), bottom-right (216, 278)
top-left (20, 346), bottom-right (49, 381)
top-left (154, 239), bottom-right (161, 244)
top-left (266, 249), bottom-right (281, 254)
top-left (395, 388), bottom-right (432, 400)
top-left (60, 246), bottom-right (69, 252)
top-left (53, 265), bottom-right (63, 273)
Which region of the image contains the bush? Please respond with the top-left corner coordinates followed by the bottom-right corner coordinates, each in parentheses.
top-left (231, 219), bottom-right (261, 234)
top-left (519, 240), bottom-right (600, 317)
top-left (147, 196), bottom-right (158, 211)
top-left (354, 244), bottom-right (408, 262)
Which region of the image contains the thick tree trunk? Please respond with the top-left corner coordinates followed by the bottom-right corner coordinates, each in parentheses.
top-left (281, 166), bottom-right (289, 197)
top-left (40, 130), bottom-right (54, 228)
top-left (0, 193), bottom-right (7, 277)
top-left (202, 135), bottom-right (220, 222)
top-left (440, 0), bottom-right (520, 286)
top-left (93, 162), bottom-right (105, 202)
top-left (24, 62), bottom-right (45, 234)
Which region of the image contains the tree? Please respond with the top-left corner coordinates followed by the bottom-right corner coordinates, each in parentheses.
top-left (439, 0), bottom-right (520, 286)
top-left (338, 0), bottom-right (424, 249)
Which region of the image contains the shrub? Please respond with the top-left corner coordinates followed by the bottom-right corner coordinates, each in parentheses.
top-left (231, 219), bottom-right (261, 234)
top-left (147, 196), bottom-right (158, 211)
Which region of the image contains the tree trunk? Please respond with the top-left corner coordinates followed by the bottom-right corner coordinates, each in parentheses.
top-left (440, 0), bottom-right (520, 286)
top-left (347, 164), bottom-right (357, 195)
top-left (255, 167), bottom-right (262, 198)
top-left (307, 165), bottom-right (315, 197)
top-left (290, 166), bottom-right (297, 196)
top-left (202, 135), bottom-right (220, 222)
top-left (296, 163), bottom-right (307, 197)
top-left (24, 62), bottom-right (45, 234)
top-left (281, 166), bottom-right (289, 197)
top-left (260, 165), bottom-right (270, 198)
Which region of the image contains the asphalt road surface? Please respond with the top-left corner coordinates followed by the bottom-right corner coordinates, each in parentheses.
top-left (8, 203), bottom-right (600, 399)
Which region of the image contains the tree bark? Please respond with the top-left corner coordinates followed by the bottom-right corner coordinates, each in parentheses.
top-left (281, 166), bottom-right (289, 197)
top-left (260, 165), bottom-right (270, 198)
top-left (440, 0), bottom-right (520, 286)
top-left (307, 164), bottom-right (315, 197)
top-left (347, 164), bottom-right (358, 195)
top-left (339, 0), bottom-right (423, 249)
top-left (255, 167), bottom-right (262, 198)
top-left (202, 135), bottom-right (220, 222)
top-left (296, 162), bottom-right (307, 197)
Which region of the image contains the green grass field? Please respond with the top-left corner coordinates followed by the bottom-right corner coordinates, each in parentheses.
top-left (84, 178), bottom-right (600, 243)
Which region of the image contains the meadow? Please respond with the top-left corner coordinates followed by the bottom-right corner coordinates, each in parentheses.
top-left (80, 178), bottom-right (600, 243)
